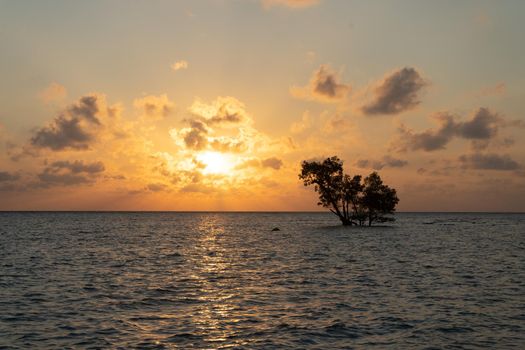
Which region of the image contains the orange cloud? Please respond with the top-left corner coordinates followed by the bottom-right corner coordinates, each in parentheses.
top-left (171, 60), bottom-right (189, 71)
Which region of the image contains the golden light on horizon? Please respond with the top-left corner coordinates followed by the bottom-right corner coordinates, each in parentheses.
top-left (197, 151), bottom-right (236, 175)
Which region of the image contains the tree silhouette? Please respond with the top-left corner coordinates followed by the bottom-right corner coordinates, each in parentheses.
top-left (361, 172), bottom-right (399, 226)
top-left (299, 156), bottom-right (399, 226)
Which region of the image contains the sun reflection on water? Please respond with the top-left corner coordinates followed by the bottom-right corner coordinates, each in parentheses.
top-left (191, 214), bottom-right (239, 345)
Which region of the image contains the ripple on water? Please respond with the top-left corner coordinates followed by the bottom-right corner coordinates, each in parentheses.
top-left (0, 212), bottom-right (524, 349)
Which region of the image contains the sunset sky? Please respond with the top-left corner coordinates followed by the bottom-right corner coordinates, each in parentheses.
top-left (1, 0), bottom-right (524, 211)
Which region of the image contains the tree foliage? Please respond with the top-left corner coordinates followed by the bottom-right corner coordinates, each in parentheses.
top-left (299, 156), bottom-right (399, 226)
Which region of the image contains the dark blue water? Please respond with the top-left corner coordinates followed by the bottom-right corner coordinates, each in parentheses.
top-left (0, 212), bottom-right (524, 349)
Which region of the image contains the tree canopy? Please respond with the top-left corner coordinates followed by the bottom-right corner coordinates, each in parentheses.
top-left (299, 156), bottom-right (399, 226)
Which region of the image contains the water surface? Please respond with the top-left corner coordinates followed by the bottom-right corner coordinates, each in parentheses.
top-left (0, 212), bottom-right (524, 349)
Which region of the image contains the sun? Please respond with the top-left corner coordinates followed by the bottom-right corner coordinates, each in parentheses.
top-left (197, 151), bottom-right (235, 175)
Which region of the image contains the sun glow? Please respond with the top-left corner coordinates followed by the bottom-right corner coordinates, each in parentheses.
top-left (197, 151), bottom-right (235, 175)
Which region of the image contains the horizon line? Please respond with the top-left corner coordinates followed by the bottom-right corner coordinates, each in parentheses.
top-left (1, 210), bottom-right (524, 214)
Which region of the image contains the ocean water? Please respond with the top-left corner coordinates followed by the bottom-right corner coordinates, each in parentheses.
top-left (0, 212), bottom-right (523, 349)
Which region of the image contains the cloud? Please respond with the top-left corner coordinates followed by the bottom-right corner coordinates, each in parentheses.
top-left (180, 183), bottom-right (218, 194)
top-left (5, 91), bottom-right (292, 201)
top-left (355, 155), bottom-right (408, 170)
top-left (171, 60), bottom-right (188, 71)
top-left (210, 137), bottom-right (247, 153)
top-left (134, 94), bottom-right (174, 119)
top-left (379, 156), bottom-right (408, 168)
top-left (290, 64), bottom-right (350, 103)
top-left (236, 157), bottom-right (283, 170)
top-left (32, 116), bottom-right (93, 151)
top-left (67, 95), bottom-right (101, 124)
top-left (393, 108), bottom-right (508, 152)
top-left (37, 160), bottom-right (105, 186)
top-left (459, 153), bottom-right (521, 171)
top-left (163, 96), bottom-right (290, 193)
top-left (146, 183), bottom-right (168, 192)
top-left (262, 0), bottom-right (320, 9)
top-left (175, 120), bottom-right (209, 151)
top-left (394, 113), bottom-right (456, 152)
top-left (362, 67), bottom-right (427, 115)
top-left (37, 172), bottom-right (91, 186)
top-left (0, 171), bottom-right (20, 182)
top-left (31, 94), bottom-right (106, 151)
top-left (47, 160), bottom-right (105, 174)
top-left (171, 97), bottom-right (255, 152)
top-left (236, 158), bottom-right (262, 169)
top-left (457, 107), bottom-right (500, 140)
top-left (261, 157), bottom-right (283, 170)
top-left (38, 82), bottom-right (67, 104)
top-left (188, 96), bottom-right (250, 126)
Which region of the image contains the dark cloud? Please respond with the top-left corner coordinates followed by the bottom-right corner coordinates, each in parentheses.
top-left (355, 159), bottom-right (374, 169)
top-left (362, 67), bottom-right (427, 115)
top-left (291, 64), bottom-right (350, 102)
top-left (456, 107), bottom-right (500, 140)
top-left (355, 155), bottom-right (408, 170)
top-left (37, 172), bottom-right (92, 186)
top-left (182, 120), bottom-right (209, 150)
top-left (384, 156), bottom-right (409, 168)
top-left (459, 153), bottom-right (521, 171)
top-left (0, 171), bottom-right (20, 182)
top-left (395, 113), bottom-right (456, 152)
top-left (31, 94), bottom-right (103, 151)
top-left (146, 183), bottom-right (167, 192)
top-left (31, 116), bottom-right (94, 151)
top-left (67, 96), bottom-right (100, 124)
top-left (393, 108), bottom-right (509, 152)
top-left (49, 160), bottom-right (105, 174)
top-left (36, 160), bottom-right (105, 187)
top-left (313, 65), bottom-right (349, 99)
top-left (261, 157), bottom-right (283, 170)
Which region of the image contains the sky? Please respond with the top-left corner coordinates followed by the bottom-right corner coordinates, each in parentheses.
top-left (0, 0), bottom-right (524, 211)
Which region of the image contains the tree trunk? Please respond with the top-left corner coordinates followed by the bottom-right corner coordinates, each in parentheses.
top-left (341, 217), bottom-right (352, 226)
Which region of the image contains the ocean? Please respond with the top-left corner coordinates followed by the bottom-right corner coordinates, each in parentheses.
top-left (0, 212), bottom-right (523, 349)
